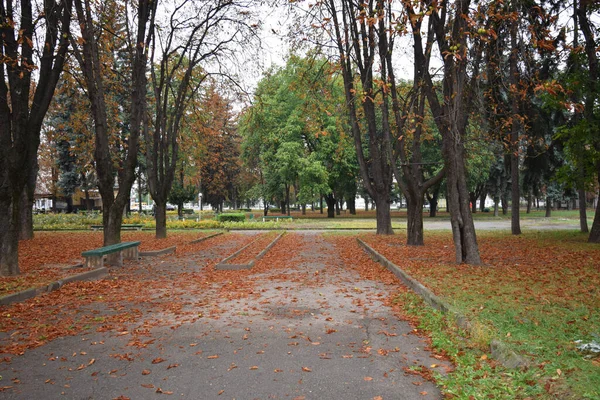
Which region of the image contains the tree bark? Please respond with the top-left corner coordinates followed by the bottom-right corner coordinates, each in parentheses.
top-left (285, 185), bottom-right (291, 216)
top-left (347, 196), bottom-right (356, 215)
top-left (18, 162), bottom-right (37, 241)
top-left (494, 197), bottom-right (499, 217)
top-left (406, 197), bottom-right (424, 245)
top-left (588, 166), bottom-right (600, 242)
top-left (325, 194), bottom-right (336, 218)
top-left (479, 190), bottom-right (486, 212)
top-left (545, 197), bottom-right (552, 218)
top-left (444, 137), bottom-right (481, 264)
top-left (579, 187), bottom-right (589, 233)
top-left (374, 195), bottom-right (393, 235)
top-left (509, 18), bottom-right (522, 235)
top-left (0, 0), bottom-right (72, 276)
top-left (155, 202), bottom-right (167, 239)
top-left (0, 197), bottom-right (20, 276)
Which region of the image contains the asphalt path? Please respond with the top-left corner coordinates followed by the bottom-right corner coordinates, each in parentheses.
top-left (0, 232), bottom-right (449, 400)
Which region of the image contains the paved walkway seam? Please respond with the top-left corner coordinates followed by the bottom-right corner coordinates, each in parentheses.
top-left (356, 238), bottom-right (528, 369)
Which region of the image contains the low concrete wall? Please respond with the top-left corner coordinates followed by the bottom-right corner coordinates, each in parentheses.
top-left (0, 267), bottom-right (108, 306)
top-left (215, 232), bottom-right (284, 271)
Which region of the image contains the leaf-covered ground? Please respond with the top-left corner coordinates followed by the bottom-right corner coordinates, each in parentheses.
top-left (0, 231), bottom-right (221, 298)
top-left (0, 231), bottom-right (447, 399)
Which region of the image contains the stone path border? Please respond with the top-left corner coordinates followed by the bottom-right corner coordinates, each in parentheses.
top-left (0, 267), bottom-right (108, 306)
top-left (356, 238), bottom-right (528, 369)
top-left (188, 231), bottom-right (224, 244)
top-left (139, 246), bottom-right (177, 257)
top-left (215, 232), bottom-right (285, 270)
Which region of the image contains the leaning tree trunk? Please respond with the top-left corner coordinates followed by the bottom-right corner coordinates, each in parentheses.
top-left (588, 168), bottom-right (600, 242)
top-left (406, 196), bottom-right (424, 245)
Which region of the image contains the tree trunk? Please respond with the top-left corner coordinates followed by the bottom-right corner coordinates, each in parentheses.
top-left (406, 197), bottom-right (424, 245)
top-left (427, 187), bottom-right (440, 218)
top-left (374, 195), bottom-right (393, 235)
top-left (335, 199), bottom-right (340, 216)
top-left (302, 203), bottom-right (306, 215)
top-left (319, 195), bottom-right (323, 214)
top-left (588, 168), bottom-right (600, 242)
top-left (479, 190), bottom-right (486, 212)
top-left (348, 196), bottom-right (356, 215)
top-left (0, 195), bottom-right (20, 276)
top-left (579, 187), bottom-right (589, 233)
top-left (501, 192), bottom-right (509, 215)
top-left (526, 191), bottom-right (532, 214)
top-left (509, 18), bottom-right (522, 236)
top-left (103, 202), bottom-right (125, 265)
top-left (18, 169), bottom-right (36, 241)
top-left (364, 195), bottom-right (369, 211)
top-left (155, 202), bottom-right (167, 239)
top-left (494, 197), bottom-right (499, 217)
top-left (545, 197), bottom-right (552, 218)
top-left (444, 139), bottom-right (481, 264)
top-left (326, 194), bottom-right (336, 218)
top-left (286, 185), bottom-right (291, 217)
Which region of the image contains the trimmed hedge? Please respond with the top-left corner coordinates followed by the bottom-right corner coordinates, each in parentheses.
top-left (217, 213), bottom-right (246, 222)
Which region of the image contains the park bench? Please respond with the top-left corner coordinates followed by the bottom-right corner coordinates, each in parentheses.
top-left (262, 216), bottom-right (293, 222)
top-left (82, 241), bottom-right (141, 268)
top-left (178, 209), bottom-right (197, 220)
top-left (90, 224), bottom-right (144, 231)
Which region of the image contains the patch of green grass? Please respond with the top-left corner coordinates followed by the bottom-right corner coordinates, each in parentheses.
top-left (383, 231), bottom-right (600, 399)
top-left (395, 291), bottom-right (548, 399)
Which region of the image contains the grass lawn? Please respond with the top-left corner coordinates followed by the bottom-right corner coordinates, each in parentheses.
top-left (360, 230), bottom-right (600, 399)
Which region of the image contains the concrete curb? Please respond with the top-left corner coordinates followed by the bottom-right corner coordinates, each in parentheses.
top-left (189, 231), bottom-right (224, 244)
top-left (356, 238), bottom-right (528, 369)
top-left (0, 267), bottom-right (109, 307)
top-left (139, 246), bottom-right (177, 257)
top-left (215, 232), bottom-right (285, 271)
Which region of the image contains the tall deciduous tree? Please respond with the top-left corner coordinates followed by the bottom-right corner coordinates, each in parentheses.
top-left (145, 0), bottom-right (259, 238)
top-left (575, 0), bottom-right (600, 242)
top-left (403, 0), bottom-right (482, 263)
top-left (318, 0), bottom-right (396, 234)
top-left (71, 0), bottom-right (156, 250)
top-left (0, 0), bottom-right (72, 276)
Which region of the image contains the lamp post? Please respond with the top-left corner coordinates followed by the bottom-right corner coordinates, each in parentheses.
top-left (198, 192), bottom-right (203, 220)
